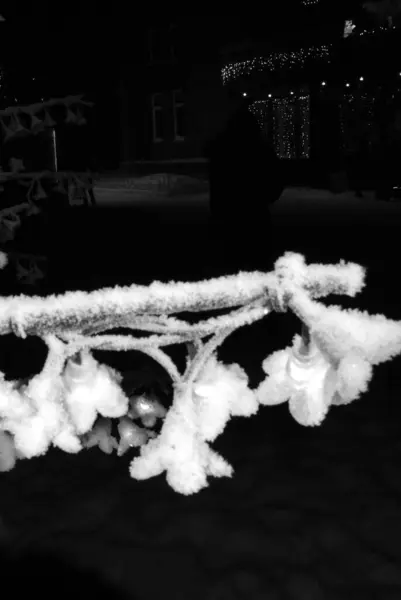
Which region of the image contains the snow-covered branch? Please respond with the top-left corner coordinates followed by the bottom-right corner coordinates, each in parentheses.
top-left (1, 252), bottom-right (400, 495)
top-left (0, 252), bottom-right (363, 338)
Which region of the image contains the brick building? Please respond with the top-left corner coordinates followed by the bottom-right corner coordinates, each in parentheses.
top-left (115, 7), bottom-right (348, 179)
top-left (218, 1), bottom-right (401, 186)
top-left (118, 16), bottom-right (233, 171)
top-left (116, 3), bottom-right (401, 188)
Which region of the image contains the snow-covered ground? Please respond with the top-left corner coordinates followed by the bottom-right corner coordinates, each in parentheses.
top-left (94, 182), bottom-right (401, 224)
top-left (273, 187), bottom-right (401, 218)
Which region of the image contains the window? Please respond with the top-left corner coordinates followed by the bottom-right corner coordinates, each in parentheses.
top-left (149, 27), bottom-right (174, 63)
top-left (151, 93), bottom-right (164, 142)
top-left (170, 24), bottom-right (185, 61)
top-left (173, 89), bottom-right (185, 141)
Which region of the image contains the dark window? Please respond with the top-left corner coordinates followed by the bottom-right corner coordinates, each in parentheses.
top-left (170, 25), bottom-right (186, 61)
top-left (173, 90), bottom-right (185, 140)
top-left (152, 93), bottom-right (164, 142)
top-left (149, 28), bottom-right (173, 62)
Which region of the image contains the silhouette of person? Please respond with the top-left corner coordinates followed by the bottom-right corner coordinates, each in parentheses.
top-left (205, 93), bottom-right (284, 274)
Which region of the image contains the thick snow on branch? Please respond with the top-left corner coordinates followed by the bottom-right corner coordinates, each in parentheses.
top-left (274, 252), bottom-right (366, 298)
top-left (129, 384), bottom-right (234, 495)
top-left (0, 349), bottom-right (129, 460)
top-left (0, 252), bottom-right (400, 495)
top-left (63, 352), bottom-right (128, 434)
top-left (256, 334), bottom-right (374, 426)
top-left (0, 273), bottom-right (277, 337)
top-left (0, 431), bottom-right (17, 471)
top-left (130, 358), bottom-right (258, 494)
top-left (289, 289), bottom-right (401, 365)
top-left (0, 253), bottom-right (365, 338)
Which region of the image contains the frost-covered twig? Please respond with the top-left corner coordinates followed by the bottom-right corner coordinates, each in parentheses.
top-left (0, 253), bottom-right (363, 338)
top-left (1, 252), bottom-right (399, 496)
top-left (81, 302), bottom-right (270, 338)
top-left (184, 328), bottom-right (237, 385)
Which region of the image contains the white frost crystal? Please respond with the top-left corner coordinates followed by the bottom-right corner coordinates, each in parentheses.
top-left (0, 431), bottom-right (17, 471)
top-left (130, 385), bottom-right (233, 495)
top-left (0, 252), bottom-right (401, 495)
top-left (63, 352), bottom-right (128, 434)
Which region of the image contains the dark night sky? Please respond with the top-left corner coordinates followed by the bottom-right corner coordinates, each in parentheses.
top-left (0, 2), bottom-right (125, 101)
top-left (0, 1), bottom-right (369, 99)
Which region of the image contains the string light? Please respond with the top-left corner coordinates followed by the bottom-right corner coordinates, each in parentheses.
top-left (344, 21), bottom-right (397, 38)
top-left (222, 22), bottom-right (398, 86)
top-left (250, 94), bottom-right (310, 159)
top-left (301, 0), bottom-right (319, 4)
top-left (247, 73), bottom-right (395, 161)
top-left (221, 45), bottom-right (331, 84)
top-left (299, 95), bottom-right (311, 159)
top-left (340, 91), bottom-right (376, 154)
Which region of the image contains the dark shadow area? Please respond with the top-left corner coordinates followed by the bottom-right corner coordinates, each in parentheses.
top-left (0, 545), bottom-right (132, 599)
top-left (205, 94), bottom-right (285, 274)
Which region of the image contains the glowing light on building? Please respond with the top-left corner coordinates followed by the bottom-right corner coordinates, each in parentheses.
top-left (250, 95), bottom-right (310, 160)
top-left (221, 45), bottom-right (331, 84)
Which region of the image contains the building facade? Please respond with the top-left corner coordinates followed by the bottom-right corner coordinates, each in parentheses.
top-left (118, 16), bottom-right (234, 170)
top-left (219, 1), bottom-right (401, 185)
top-left (117, 3), bottom-right (401, 184)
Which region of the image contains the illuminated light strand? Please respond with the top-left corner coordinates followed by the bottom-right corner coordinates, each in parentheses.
top-left (344, 18), bottom-right (397, 39)
top-left (249, 95), bottom-right (310, 159)
top-left (357, 25), bottom-right (397, 36)
top-left (248, 79), bottom-right (397, 159)
top-left (221, 45), bottom-right (331, 84)
top-left (340, 91), bottom-right (377, 153)
top-left (224, 23), bottom-right (398, 85)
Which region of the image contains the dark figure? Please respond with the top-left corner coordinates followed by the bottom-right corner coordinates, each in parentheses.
top-left (205, 95), bottom-right (284, 274)
top-left (375, 138), bottom-right (396, 201)
top-left (348, 137), bottom-right (370, 198)
top-left (374, 107), bottom-right (401, 201)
